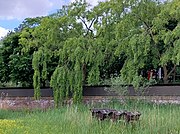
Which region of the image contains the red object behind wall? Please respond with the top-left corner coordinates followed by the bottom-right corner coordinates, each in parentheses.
top-left (148, 70), bottom-right (153, 80)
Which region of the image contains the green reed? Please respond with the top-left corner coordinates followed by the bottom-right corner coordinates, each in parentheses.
top-left (0, 100), bottom-right (179, 134)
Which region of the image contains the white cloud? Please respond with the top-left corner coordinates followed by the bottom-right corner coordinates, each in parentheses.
top-left (0, 0), bottom-right (104, 20)
top-left (0, 0), bottom-right (53, 20)
top-left (0, 27), bottom-right (9, 38)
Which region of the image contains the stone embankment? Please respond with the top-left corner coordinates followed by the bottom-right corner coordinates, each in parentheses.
top-left (0, 96), bottom-right (180, 110)
top-left (0, 97), bottom-right (54, 110)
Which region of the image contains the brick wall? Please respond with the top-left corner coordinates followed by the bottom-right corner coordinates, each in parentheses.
top-left (0, 85), bottom-right (180, 110)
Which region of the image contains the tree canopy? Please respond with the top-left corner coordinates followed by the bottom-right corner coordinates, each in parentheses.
top-left (0, 0), bottom-right (179, 106)
top-left (115, 0), bottom-right (180, 85)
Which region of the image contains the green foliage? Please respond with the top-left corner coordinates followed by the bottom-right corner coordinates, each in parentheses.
top-left (50, 66), bottom-right (68, 107)
top-left (22, 1), bottom-right (114, 105)
top-left (0, 32), bottom-right (33, 87)
top-left (115, 0), bottom-right (180, 85)
top-left (152, 0), bottom-right (180, 65)
top-left (32, 51), bottom-right (41, 100)
top-left (1, 0), bottom-right (179, 104)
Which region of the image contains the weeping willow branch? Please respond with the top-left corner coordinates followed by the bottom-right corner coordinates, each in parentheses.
top-left (32, 51), bottom-right (41, 100)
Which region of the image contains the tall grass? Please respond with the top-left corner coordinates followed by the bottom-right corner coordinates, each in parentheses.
top-left (0, 100), bottom-right (179, 134)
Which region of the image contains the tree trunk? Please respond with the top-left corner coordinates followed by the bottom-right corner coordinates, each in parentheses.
top-left (42, 80), bottom-right (46, 87)
top-left (163, 66), bottom-right (168, 84)
top-left (173, 66), bottom-right (176, 83)
top-left (163, 65), bottom-right (176, 84)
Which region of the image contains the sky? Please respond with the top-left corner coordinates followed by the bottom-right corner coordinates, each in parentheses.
top-left (0, 0), bottom-right (105, 38)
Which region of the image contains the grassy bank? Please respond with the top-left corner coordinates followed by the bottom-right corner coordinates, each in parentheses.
top-left (0, 101), bottom-right (180, 134)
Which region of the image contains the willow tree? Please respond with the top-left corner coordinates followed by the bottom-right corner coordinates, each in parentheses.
top-left (90, 0), bottom-right (121, 79)
top-left (18, 1), bottom-right (103, 105)
top-left (20, 0), bottom-right (128, 105)
top-left (115, 0), bottom-right (180, 85)
top-left (20, 8), bottom-right (74, 101)
top-left (19, 17), bottom-right (47, 99)
top-left (49, 1), bottom-right (106, 105)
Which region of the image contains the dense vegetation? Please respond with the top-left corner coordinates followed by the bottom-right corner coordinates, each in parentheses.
top-left (0, 0), bottom-right (179, 105)
top-left (0, 101), bottom-right (179, 134)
